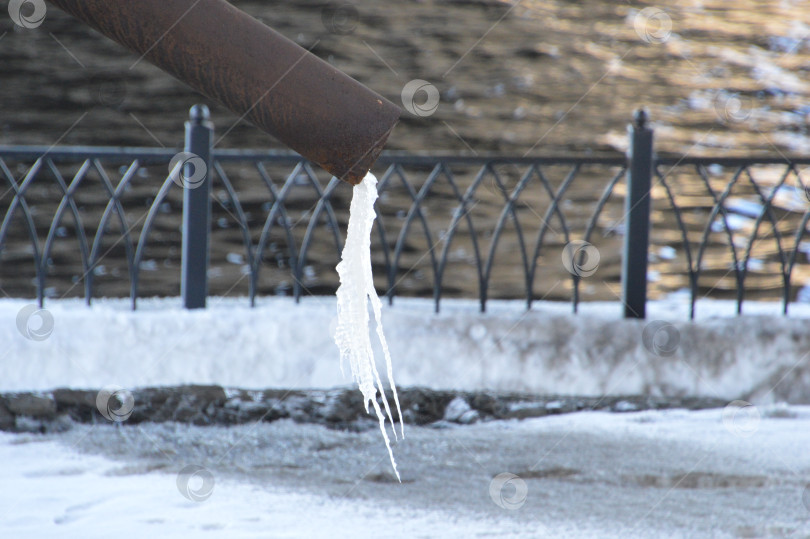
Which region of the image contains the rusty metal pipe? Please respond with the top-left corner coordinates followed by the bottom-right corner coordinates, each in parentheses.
top-left (46, 0), bottom-right (400, 185)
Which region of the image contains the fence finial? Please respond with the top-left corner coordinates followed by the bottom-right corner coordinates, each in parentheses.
top-left (633, 108), bottom-right (649, 129)
top-left (190, 104), bottom-right (211, 124)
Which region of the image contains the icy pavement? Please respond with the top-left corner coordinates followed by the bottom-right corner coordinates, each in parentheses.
top-left (3, 406), bottom-right (810, 538)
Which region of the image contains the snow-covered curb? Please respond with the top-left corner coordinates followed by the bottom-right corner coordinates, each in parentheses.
top-left (2, 296), bottom-right (810, 403)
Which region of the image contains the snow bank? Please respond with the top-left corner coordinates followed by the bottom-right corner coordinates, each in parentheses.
top-left (1, 296), bottom-right (809, 403)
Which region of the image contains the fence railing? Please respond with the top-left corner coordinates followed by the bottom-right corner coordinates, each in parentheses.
top-left (1, 106), bottom-right (810, 319)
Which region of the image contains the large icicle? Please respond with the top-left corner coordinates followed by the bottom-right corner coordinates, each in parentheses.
top-left (334, 172), bottom-right (405, 481)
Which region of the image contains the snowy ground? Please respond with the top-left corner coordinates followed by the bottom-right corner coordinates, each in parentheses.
top-left (2, 296), bottom-right (810, 403)
top-left (3, 406), bottom-right (810, 538)
top-left (3, 296), bottom-right (810, 536)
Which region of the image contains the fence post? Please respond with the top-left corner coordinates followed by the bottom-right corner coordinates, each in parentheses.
top-left (622, 109), bottom-right (654, 319)
top-left (181, 104), bottom-right (213, 309)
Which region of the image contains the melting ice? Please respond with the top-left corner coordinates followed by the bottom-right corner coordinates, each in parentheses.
top-left (334, 173), bottom-right (404, 481)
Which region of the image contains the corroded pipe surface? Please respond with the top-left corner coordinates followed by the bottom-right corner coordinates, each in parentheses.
top-left (47, 0), bottom-right (400, 185)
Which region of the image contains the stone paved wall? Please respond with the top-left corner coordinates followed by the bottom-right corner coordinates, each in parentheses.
top-left (0, 385), bottom-right (728, 434)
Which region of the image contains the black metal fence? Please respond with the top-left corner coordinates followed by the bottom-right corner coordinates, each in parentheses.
top-left (2, 106), bottom-right (810, 319)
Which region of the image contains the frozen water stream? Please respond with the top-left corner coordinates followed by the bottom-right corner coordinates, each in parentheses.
top-left (334, 173), bottom-right (404, 480)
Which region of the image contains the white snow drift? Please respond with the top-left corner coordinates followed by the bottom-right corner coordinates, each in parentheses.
top-left (2, 295), bottom-right (810, 403)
